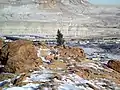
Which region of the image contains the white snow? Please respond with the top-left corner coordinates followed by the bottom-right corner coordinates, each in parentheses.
top-left (41, 56), bottom-right (51, 63)
top-left (4, 87), bottom-right (32, 90)
top-left (27, 69), bottom-right (54, 82)
top-left (68, 74), bottom-right (89, 84)
top-left (58, 83), bottom-right (80, 90)
top-left (22, 83), bottom-right (40, 89)
top-left (58, 73), bottom-right (95, 90)
top-left (80, 46), bottom-right (104, 55)
top-left (4, 83), bottom-right (40, 90)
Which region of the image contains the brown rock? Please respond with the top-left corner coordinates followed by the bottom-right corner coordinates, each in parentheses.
top-left (0, 39), bottom-right (3, 65)
top-left (76, 67), bottom-right (92, 79)
top-left (0, 39), bottom-right (3, 50)
top-left (0, 40), bottom-right (42, 73)
top-left (12, 73), bottom-right (27, 86)
top-left (0, 73), bottom-right (15, 81)
top-left (48, 61), bottom-right (66, 70)
top-left (45, 54), bottom-right (54, 62)
top-left (107, 60), bottom-right (120, 73)
top-left (75, 62), bottom-right (120, 84)
top-left (58, 46), bottom-right (85, 59)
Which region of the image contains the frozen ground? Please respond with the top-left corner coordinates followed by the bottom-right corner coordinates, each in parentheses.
top-left (1, 41), bottom-right (120, 90)
top-left (81, 46), bottom-right (120, 60)
top-left (67, 40), bottom-right (120, 60)
top-left (1, 67), bottom-right (120, 90)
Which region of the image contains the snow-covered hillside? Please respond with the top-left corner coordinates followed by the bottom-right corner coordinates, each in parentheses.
top-left (0, 0), bottom-right (120, 38)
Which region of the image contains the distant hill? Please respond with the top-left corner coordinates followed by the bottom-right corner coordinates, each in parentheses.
top-left (0, 0), bottom-right (120, 39)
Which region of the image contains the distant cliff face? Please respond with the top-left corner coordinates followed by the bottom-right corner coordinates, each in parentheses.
top-left (0, 0), bottom-right (120, 39)
top-left (0, 0), bottom-right (91, 21)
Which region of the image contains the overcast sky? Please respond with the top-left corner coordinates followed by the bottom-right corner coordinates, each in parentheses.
top-left (89, 0), bottom-right (120, 5)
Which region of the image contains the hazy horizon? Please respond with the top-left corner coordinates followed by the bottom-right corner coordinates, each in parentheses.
top-left (89, 0), bottom-right (120, 5)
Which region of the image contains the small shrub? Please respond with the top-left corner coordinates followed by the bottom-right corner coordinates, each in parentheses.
top-left (56, 29), bottom-right (64, 46)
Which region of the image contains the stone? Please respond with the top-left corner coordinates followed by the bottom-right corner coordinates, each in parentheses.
top-left (45, 54), bottom-right (54, 62)
top-left (0, 40), bottom-right (42, 73)
top-left (0, 39), bottom-right (3, 50)
top-left (48, 61), bottom-right (66, 70)
top-left (0, 39), bottom-right (3, 66)
top-left (58, 46), bottom-right (85, 59)
top-left (107, 60), bottom-right (120, 73)
top-left (0, 73), bottom-right (14, 81)
top-left (12, 73), bottom-right (28, 86)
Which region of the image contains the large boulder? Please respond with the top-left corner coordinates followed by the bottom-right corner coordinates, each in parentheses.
top-left (0, 40), bottom-right (42, 73)
top-left (58, 46), bottom-right (85, 59)
top-left (107, 60), bottom-right (120, 73)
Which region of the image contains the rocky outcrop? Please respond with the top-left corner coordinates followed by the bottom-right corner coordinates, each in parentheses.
top-left (107, 60), bottom-right (120, 73)
top-left (0, 39), bottom-right (3, 66)
top-left (0, 39), bottom-right (3, 50)
top-left (58, 46), bottom-right (85, 59)
top-left (0, 40), bottom-right (42, 73)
